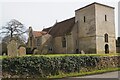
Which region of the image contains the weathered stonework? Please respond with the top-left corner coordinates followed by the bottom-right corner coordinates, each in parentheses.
top-left (75, 3), bottom-right (116, 54)
top-left (7, 40), bottom-right (19, 56)
top-left (27, 2), bottom-right (116, 54)
top-left (18, 46), bottom-right (26, 56)
top-left (95, 4), bottom-right (116, 54)
top-left (116, 47), bottom-right (120, 53)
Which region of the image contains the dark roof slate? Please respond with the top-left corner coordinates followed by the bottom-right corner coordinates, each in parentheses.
top-left (47, 17), bottom-right (75, 37)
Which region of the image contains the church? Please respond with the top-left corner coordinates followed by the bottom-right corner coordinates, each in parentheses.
top-left (27, 2), bottom-right (116, 54)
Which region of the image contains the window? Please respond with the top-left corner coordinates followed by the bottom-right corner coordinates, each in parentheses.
top-left (105, 33), bottom-right (108, 42)
top-left (37, 38), bottom-right (41, 46)
top-left (62, 37), bottom-right (66, 48)
top-left (49, 47), bottom-right (53, 51)
top-left (105, 15), bottom-right (107, 21)
top-left (84, 16), bottom-right (86, 22)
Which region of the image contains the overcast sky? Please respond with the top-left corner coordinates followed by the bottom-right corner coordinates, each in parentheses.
top-left (0, 0), bottom-right (119, 38)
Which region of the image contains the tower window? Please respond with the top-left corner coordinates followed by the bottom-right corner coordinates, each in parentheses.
top-left (84, 16), bottom-right (86, 22)
top-left (49, 47), bottom-right (53, 51)
top-left (62, 37), bottom-right (66, 48)
top-left (105, 15), bottom-right (107, 21)
top-left (104, 33), bottom-right (108, 42)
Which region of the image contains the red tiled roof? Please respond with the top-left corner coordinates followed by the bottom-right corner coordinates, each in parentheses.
top-left (33, 31), bottom-right (47, 37)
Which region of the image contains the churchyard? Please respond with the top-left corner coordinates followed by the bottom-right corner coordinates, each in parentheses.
top-left (0, 2), bottom-right (120, 79)
top-left (1, 36), bottom-right (120, 79)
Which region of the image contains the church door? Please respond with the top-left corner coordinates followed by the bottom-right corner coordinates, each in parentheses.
top-left (105, 44), bottom-right (109, 54)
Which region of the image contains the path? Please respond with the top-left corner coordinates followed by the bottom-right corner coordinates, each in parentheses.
top-left (58, 71), bottom-right (119, 80)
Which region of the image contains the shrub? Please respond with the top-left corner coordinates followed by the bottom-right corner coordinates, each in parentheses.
top-left (2, 55), bottom-right (119, 78)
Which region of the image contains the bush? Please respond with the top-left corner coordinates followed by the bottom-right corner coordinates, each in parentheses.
top-left (2, 55), bottom-right (119, 78)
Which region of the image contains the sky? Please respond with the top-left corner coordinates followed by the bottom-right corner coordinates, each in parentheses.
top-left (118, 1), bottom-right (120, 38)
top-left (0, 0), bottom-right (119, 38)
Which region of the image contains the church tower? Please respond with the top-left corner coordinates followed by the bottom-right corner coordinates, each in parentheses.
top-left (75, 2), bottom-right (116, 54)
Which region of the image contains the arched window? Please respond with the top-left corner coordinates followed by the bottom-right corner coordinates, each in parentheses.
top-left (104, 33), bottom-right (108, 42)
top-left (62, 37), bottom-right (66, 48)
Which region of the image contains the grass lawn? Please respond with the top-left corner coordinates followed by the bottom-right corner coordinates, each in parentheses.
top-left (0, 56), bottom-right (7, 59)
top-left (25, 53), bottom-right (120, 57)
top-left (0, 53), bottom-right (119, 59)
top-left (48, 67), bottom-right (120, 79)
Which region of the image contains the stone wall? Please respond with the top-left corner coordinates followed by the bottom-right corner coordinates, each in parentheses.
top-left (95, 4), bottom-right (116, 54)
top-left (27, 37), bottom-right (36, 50)
top-left (80, 56), bottom-right (120, 72)
top-left (75, 3), bottom-right (116, 54)
top-left (53, 34), bottom-right (74, 54)
top-left (53, 37), bottom-right (66, 53)
top-left (52, 23), bottom-right (79, 54)
top-left (71, 22), bottom-right (80, 53)
top-left (66, 34), bottom-right (74, 53)
top-left (97, 56), bottom-right (119, 69)
top-left (116, 47), bottom-right (120, 53)
top-left (75, 4), bottom-right (96, 53)
top-left (39, 34), bottom-right (52, 54)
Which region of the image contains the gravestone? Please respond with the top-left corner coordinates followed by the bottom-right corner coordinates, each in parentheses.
top-left (81, 50), bottom-right (85, 54)
top-left (33, 49), bottom-right (38, 54)
top-left (7, 39), bottom-right (18, 57)
top-left (18, 46), bottom-right (26, 56)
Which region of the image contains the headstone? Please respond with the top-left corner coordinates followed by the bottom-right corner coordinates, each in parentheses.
top-left (7, 39), bottom-right (18, 57)
top-left (33, 49), bottom-right (38, 54)
top-left (81, 50), bottom-right (85, 54)
top-left (18, 46), bottom-right (26, 56)
top-left (3, 53), bottom-right (6, 56)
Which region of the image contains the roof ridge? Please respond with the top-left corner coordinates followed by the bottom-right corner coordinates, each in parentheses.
top-left (75, 2), bottom-right (114, 12)
top-left (47, 23), bottom-right (56, 34)
top-left (33, 31), bottom-right (41, 32)
top-left (57, 17), bottom-right (75, 24)
top-left (48, 17), bottom-right (75, 37)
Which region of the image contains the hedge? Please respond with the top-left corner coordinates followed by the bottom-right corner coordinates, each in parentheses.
top-left (2, 55), bottom-right (120, 78)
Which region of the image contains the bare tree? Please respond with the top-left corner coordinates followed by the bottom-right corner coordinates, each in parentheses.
top-left (0, 19), bottom-right (28, 43)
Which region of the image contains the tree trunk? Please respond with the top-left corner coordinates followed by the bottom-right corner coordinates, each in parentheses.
top-left (10, 29), bottom-right (13, 38)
